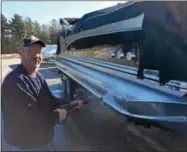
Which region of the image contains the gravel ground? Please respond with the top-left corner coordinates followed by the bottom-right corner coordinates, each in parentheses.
top-left (1, 58), bottom-right (187, 151)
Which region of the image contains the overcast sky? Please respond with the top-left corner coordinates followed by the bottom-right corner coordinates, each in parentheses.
top-left (2, 1), bottom-right (125, 24)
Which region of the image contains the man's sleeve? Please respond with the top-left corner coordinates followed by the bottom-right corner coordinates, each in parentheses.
top-left (2, 79), bottom-right (60, 126)
top-left (43, 80), bottom-right (69, 110)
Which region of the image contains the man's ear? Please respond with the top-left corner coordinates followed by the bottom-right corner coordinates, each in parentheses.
top-left (19, 48), bottom-right (25, 62)
top-left (19, 47), bottom-right (26, 58)
top-left (19, 47), bottom-right (23, 56)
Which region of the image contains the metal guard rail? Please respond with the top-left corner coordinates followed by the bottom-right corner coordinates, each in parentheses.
top-left (64, 54), bottom-right (187, 90)
top-left (54, 53), bottom-right (187, 134)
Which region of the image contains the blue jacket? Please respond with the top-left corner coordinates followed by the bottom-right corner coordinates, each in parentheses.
top-left (1, 64), bottom-right (68, 149)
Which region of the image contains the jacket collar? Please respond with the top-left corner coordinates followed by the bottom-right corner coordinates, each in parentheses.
top-left (18, 64), bottom-right (31, 75)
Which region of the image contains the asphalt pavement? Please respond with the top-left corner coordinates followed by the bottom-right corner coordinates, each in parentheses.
top-left (1, 58), bottom-right (187, 151)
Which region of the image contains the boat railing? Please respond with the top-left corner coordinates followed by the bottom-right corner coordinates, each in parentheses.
top-left (62, 53), bottom-right (187, 92)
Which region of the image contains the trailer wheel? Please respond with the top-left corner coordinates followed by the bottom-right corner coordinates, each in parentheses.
top-left (60, 74), bottom-right (79, 103)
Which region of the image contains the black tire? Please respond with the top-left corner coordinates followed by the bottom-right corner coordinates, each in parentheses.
top-left (60, 75), bottom-right (79, 103)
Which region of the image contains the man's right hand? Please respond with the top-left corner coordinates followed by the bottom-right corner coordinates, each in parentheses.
top-left (55, 108), bottom-right (67, 121)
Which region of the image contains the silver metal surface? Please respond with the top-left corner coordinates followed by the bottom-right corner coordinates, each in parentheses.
top-left (63, 54), bottom-right (187, 90)
top-left (54, 54), bottom-right (187, 134)
top-left (59, 54), bottom-right (186, 97)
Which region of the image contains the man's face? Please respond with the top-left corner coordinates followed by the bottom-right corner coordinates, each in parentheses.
top-left (20, 43), bottom-right (43, 73)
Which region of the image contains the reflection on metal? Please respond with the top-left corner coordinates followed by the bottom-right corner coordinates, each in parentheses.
top-left (54, 53), bottom-right (187, 135)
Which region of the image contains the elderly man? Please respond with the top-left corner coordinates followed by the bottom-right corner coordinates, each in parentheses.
top-left (1, 35), bottom-right (84, 151)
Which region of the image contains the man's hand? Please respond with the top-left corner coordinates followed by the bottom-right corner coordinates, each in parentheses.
top-left (70, 100), bottom-right (84, 111)
top-left (55, 108), bottom-right (67, 121)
